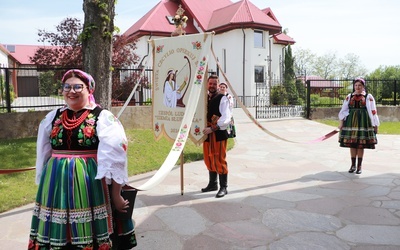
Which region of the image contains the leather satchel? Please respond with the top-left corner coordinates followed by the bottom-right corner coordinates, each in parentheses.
top-left (114, 185), bottom-right (137, 220)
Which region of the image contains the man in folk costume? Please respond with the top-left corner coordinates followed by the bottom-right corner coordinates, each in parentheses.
top-left (201, 74), bottom-right (232, 198)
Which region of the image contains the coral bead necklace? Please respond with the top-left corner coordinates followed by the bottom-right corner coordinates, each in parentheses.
top-left (61, 109), bottom-right (90, 130)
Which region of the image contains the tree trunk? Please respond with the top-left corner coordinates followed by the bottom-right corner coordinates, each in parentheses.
top-left (82, 0), bottom-right (115, 110)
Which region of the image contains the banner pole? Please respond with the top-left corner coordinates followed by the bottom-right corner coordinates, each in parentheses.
top-left (180, 150), bottom-right (184, 195)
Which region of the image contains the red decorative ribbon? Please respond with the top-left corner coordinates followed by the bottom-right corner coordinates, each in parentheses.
top-left (0, 167), bottom-right (36, 174)
top-left (305, 129), bottom-right (339, 144)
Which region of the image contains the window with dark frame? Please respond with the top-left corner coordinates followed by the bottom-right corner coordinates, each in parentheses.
top-left (255, 66), bottom-right (265, 83)
top-left (254, 30), bottom-right (263, 48)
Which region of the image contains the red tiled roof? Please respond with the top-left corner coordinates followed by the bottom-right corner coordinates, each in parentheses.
top-left (124, 0), bottom-right (198, 39)
top-left (272, 33), bottom-right (295, 45)
top-left (124, 0), bottom-right (283, 38)
top-left (261, 7), bottom-right (280, 26)
top-left (299, 75), bottom-right (342, 88)
top-left (182, 0), bottom-right (232, 31)
top-left (3, 45), bottom-right (40, 65)
top-left (208, 0), bottom-right (281, 34)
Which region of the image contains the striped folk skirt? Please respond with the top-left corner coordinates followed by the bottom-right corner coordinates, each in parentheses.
top-left (28, 150), bottom-right (136, 250)
top-left (339, 108), bottom-right (377, 149)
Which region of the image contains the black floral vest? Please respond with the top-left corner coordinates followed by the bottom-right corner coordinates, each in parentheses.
top-left (49, 107), bottom-right (102, 150)
top-left (206, 93), bottom-right (229, 142)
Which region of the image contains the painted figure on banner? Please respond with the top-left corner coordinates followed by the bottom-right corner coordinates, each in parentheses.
top-left (338, 77), bottom-right (379, 175)
top-left (152, 33), bottom-right (212, 143)
top-left (202, 75), bottom-right (232, 198)
top-left (163, 69), bottom-right (188, 108)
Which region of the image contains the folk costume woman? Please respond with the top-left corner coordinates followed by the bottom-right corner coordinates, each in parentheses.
top-left (338, 78), bottom-right (379, 174)
top-left (28, 69), bottom-right (137, 249)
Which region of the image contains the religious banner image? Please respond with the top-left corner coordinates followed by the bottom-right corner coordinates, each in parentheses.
top-left (151, 33), bottom-right (212, 144)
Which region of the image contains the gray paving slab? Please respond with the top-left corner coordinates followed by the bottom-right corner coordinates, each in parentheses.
top-left (1, 108), bottom-right (400, 249)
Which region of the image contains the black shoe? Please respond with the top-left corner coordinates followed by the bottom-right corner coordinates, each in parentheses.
top-left (348, 166), bottom-right (356, 173)
top-left (201, 171), bottom-right (218, 192)
top-left (201, 184), bottom-right (218, 192)
top-left (215, 187), bottom-right (228, 198)
top-left (356, 168), bottom-right (362, 174)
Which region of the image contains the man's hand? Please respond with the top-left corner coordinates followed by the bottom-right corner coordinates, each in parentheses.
top-left (203, 127), bottom-right (213, 135)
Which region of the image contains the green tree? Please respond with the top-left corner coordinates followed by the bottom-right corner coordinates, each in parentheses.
top-left (367, 65), bottom-right (400, 101)
top-left (283, 45), bottom-right (299, 105)
top-left (271, 85), bottom-right (288, 105)
top-left (39, 71), bottom-right (58, 96)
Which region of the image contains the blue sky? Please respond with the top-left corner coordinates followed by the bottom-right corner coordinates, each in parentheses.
top-left (1, 0), bottom-right (399, 72)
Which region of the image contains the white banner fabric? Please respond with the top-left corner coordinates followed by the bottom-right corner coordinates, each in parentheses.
top-left (136, 33), bottom-right (212, 191)
top-left (152, 33), bottom-right (211, 145)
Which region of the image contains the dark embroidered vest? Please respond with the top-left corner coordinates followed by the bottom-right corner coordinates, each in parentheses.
top-left (49, 107), bottom-right (102, 150)
top-left (207, 93), bottom-right (229, 142)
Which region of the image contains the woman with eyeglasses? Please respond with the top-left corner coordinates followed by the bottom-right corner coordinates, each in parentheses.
top-left (338, 78), bottom-right (379, 174)
top-left (28, 69), bottom-right (137, 249)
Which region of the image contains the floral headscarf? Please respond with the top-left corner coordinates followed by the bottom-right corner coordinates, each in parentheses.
top-left (62, 69), bottom-right (96, 104)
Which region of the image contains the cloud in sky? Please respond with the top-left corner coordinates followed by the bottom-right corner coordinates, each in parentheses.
top-left (1, 0), bottom-right (398, 72)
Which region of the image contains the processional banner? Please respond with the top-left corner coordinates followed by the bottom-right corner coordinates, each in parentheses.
top-left (151, 33), bottom-right (212, 145)
top-left (135, 33), bottom-right (212, 191)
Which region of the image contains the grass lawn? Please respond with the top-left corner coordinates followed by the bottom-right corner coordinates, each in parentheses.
top-left (0, 130), bottom-right (234, 213)
top-left (314, 119), bottom-right (400, 135)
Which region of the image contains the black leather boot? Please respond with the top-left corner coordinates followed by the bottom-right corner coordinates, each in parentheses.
top-left (216, 174), bottom-right (228, 198)
top-left (201, 171), bottom-right (218, 192)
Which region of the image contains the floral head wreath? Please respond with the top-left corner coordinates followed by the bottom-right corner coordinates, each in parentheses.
top-left (219, 82), bottom-right (228, 88)
top-left (353, 77), bottom-right (366, 86)
top-left (62, 69), bottom-right (97, 104)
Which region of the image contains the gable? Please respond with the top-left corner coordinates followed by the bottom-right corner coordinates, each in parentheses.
top-left (207, 0), bottom-right (281, 34)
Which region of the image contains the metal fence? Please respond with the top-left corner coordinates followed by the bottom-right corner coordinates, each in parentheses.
top-left (305, 79), bottom-right (399, 107)
top-left (254, 79), bottom-right (305, 119)
top-left (254, 78), bottom-right (399, 119)
top-left (1, 67), bottom-right (398, 117)
top-left (0, 67), bottom-right (153, 112)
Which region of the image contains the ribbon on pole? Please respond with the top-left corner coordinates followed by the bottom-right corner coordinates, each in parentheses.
top-left (211, 48), bottom-right (339, 145)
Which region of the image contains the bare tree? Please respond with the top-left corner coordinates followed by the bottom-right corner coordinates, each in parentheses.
top-left (82, 0), bottom-right (115, 110)
top-left (337, 53), bottom-right (368, 79)
top-left (313, 52), bottom-right (338, 79)
top-left (293, 47), bottom-right (316, 76)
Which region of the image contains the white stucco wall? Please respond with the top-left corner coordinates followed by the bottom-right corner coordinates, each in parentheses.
top-left (270, 42), bottom-right (285, 80)
top-left (132, 30), bottom-right (286, 100)
top-left (0, 50), bottom-right (8, 67)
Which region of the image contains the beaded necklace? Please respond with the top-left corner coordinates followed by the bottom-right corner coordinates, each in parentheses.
top-left (61, 109), bottom-right (90, 130)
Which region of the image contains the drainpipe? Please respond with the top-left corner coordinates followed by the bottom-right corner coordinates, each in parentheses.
top-left (281, 45), bottom-right (286, 80)
top-left (268, 35), bottom-right (272, 105)
top-left (139, 33), bottom-right (153, 68)
top-left (242, 28), bottom-right (246, 106)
